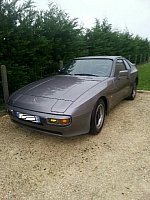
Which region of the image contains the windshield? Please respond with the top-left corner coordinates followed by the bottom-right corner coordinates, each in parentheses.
top-left (60, 59), bottom-right (113, 77)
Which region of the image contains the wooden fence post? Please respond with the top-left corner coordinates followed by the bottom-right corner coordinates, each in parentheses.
top-left (1, 65), bottom-right (9, 105)
top-left (59, 60), bottom-right (63, 69)
top-left (140, 54), bottom-right (143, 64)
top-left (128, 55), bottom-right (131, 61)
top-left (134, 55), bottom-right (137, 64)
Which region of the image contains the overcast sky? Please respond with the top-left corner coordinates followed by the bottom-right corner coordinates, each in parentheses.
top-left (33, 0), bottom-right (150, 39)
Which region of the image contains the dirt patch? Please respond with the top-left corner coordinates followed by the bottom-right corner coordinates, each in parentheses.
top-left (0, 93), bottom-right (150, 200)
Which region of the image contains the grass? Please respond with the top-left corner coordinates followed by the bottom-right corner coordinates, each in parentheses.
top-left (137, 62), bottom-right (150, 91)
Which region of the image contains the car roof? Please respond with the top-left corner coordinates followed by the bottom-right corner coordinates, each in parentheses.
top-left (75, 56), bottom-right (123, 60)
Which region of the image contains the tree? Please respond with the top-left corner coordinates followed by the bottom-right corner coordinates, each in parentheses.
top-left (86, 18), bottom-right (150, 63)
top-left (0, 1), bottom-right (150, 97)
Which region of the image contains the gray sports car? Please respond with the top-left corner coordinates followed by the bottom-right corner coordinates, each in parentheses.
top-left (7, 56), bottom-right (138, 137)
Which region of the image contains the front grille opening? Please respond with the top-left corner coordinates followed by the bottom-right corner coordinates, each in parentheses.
top-left (12, 119), bottom-right (63, 136)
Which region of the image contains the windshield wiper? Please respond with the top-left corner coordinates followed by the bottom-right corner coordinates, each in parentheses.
top-left (74, 73), bottom-right (99, 77)
top-left (58, 71), bottom-right (72, 75)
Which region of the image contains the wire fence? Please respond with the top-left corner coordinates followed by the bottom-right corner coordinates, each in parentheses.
top-left (127, 53), bottom-right (149, 65)
top-left (21, 53), bottom-right (150, 82)
top-left (0, 53), bottom-right (150, 110)
top-left (28, 53), bottom-right (150, 82)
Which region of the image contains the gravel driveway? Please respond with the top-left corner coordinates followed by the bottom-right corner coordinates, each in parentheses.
top-left (0, 93), bottom-right (150, 200)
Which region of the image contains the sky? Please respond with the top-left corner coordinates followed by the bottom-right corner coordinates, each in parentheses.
top-left (33, 0), bottom-right (150, 40)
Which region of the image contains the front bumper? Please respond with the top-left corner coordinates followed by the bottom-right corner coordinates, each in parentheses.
top-left (7, 105), bottom-right (91, 137)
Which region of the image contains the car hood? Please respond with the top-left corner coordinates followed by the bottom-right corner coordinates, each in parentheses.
top-left (8, 75), bottom-right (107, 113)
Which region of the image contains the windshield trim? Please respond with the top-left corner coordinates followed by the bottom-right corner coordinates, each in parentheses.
top-left (60, 58), bottom-right (114, 77)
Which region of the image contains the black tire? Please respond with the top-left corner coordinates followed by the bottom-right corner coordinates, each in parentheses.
top-left (89, 99), bottom-right (106, 135)
top-left (127, 82), bottom-right (137, 100)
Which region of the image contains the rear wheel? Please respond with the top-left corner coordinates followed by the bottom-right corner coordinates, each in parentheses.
top-left (89, 99), bottom-right (106, 135)
top-left (127, 82), bottom-right (137, 100)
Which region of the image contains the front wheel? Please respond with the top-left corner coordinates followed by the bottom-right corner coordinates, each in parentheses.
top-left (127, 82), bottom-right (137, 100)
top-left (89, 99), bottom-right (106, 135)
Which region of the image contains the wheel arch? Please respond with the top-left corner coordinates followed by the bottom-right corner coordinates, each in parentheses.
top-left (136, 76), bottom-right (138, 85)
top-left (90, 95), bottom-right (109, 118)
top-left (89, 95), bottom-right (108, 135)
top-left (100, 96), bottom-right (109, 115)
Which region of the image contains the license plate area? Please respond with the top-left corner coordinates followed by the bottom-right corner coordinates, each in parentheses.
top-left (16, 112), bottom-right (41, 124)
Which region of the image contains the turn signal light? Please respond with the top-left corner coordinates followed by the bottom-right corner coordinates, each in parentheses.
top-left (59, 119), bottom-right (71, 125)
top-left (47, 117), bottom-right (71, 126)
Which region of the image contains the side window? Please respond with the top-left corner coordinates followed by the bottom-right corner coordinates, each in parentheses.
top-left (123, 59), bottom-right (131, 70)
top-left (115, 59), bottom-right (126, 76)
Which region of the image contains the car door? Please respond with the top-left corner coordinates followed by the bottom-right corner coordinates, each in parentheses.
top-left (112, 59), bottom-right (130, 104)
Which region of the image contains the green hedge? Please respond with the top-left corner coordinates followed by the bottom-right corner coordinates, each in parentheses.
top-left (0, 0), bottom-right (150, 96)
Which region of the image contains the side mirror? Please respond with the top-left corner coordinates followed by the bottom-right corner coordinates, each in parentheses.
top-left (118, 70), bottom-right (129, 78)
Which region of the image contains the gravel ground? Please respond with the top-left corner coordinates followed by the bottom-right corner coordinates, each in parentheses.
top-left (0, 93), bottom-right (150, 200)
